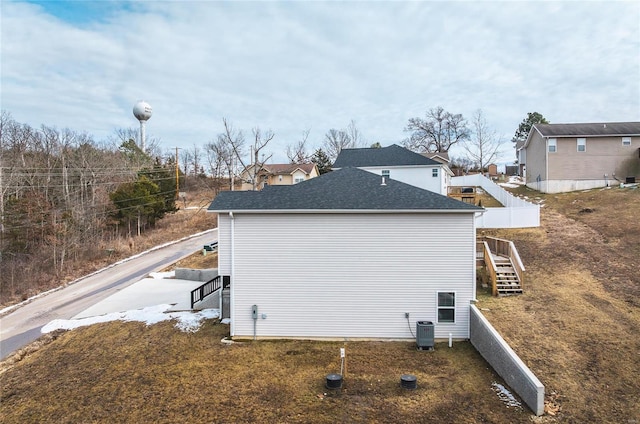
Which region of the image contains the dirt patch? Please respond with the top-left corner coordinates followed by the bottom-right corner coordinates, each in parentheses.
top-left (163, 251), bottom-right (218, 271)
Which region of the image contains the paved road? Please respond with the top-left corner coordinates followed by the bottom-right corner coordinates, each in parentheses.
top-left (0, 230), bottom-right (217, 360)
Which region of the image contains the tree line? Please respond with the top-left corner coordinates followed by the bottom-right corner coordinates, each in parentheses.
top-left (0, 111), bottom-right (178, 304)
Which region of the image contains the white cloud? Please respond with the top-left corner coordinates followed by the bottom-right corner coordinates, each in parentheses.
top-left (2, 0), bottom-right (638, 164)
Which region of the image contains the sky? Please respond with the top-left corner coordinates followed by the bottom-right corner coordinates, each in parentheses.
top-left (1, 0), bottom-right (639, 165)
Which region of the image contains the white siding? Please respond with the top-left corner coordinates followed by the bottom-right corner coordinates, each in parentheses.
top-left (360, 166), bottom-right (445, 194)
top-left (230, 213), bottom-right (476, 340)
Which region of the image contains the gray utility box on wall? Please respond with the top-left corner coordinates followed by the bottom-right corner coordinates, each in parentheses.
top-left (416, 321), bottom-right (435, 350)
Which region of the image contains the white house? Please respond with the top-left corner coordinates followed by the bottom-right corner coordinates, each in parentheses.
top-left (207, 167), bottom-right (482, 341)
top-left (332, 144), bottom-right (453, 195)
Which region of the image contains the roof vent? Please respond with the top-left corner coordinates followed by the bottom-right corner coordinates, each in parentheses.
top-left (381, 176), bottom-right (387, 186)
top-left (603, 123), bottom-right (607, 129)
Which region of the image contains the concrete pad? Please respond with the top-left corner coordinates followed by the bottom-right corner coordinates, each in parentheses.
top-left (74, 278), bottom-right (204, 319)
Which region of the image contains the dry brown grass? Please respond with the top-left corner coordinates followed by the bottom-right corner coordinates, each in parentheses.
top-left (478, 184), bottom-right (640, 422)
top-left (0, 321), bottom-right (532, 423)
top-left (2, 185), bottom-right (639, 423)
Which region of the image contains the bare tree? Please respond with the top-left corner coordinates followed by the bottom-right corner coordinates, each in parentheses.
top-left (217, 118), bottom-right (275, 190)
top-left (245, 127), bottom-right (275, 190)
top-left (403, 106), bottom-right (470, 153)
top-left (286, 129), bottom-right (312, 163)
top-left (190, 144), bottom-right (202, 176)
top-left (180, 149), bottom-right (193, 184)
top-left (461, 109), bottom-right (505, 173)
top-left (321, 120), bottom-right (366, 162)
top-left (205, 137), bottom-right (235, 190)
top-left (323, 129), bottom-right (351, 162)
top-left (346, 119), bottom-right (364, 147)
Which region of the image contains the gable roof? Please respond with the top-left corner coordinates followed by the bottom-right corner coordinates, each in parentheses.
top-left (264, 163), bottom-right (317, 175)
top-left (208, 167), bottom-right (481, 212)
top-left (332, 144), bottom-right (440, 168)
top-left (534, 122), bottom-right (640, 138)
top-left (519, 122), bottom-right (640, 151)
top-left (423, 152), bottom-right (450, 164)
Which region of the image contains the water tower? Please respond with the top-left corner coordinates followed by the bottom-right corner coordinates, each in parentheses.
top-left (133, 100), bottom-right (153, 151)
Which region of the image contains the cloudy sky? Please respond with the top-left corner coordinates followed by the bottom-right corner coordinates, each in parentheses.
top-left (2, 0), bottom-right (639, 164)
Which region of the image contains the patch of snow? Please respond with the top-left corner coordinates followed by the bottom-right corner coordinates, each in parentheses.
top-left (220, 318), bottom-right (231, 324)
top-left (498, 183), bottom-right (520, 188)
top-left (491, 382), bottom-right (522, 408)
top-left (41, 304), bottom-right (220, 334)
top-left (149, 271), bottom-right (175, 279)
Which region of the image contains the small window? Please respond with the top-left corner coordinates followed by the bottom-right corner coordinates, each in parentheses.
top-left (437, 292), bottom-right (455, 323)
top-left (432, 168), bottom-right (439, 178)
top-left (382, 170), bottom-right (390, 179)
top-left (548, 138), bottom-right (557, 153)
top-left (577, 138), bottom-right (586, 152)
top-left (294, 176), bottom-right (304, 184)
top-left (622, 137), bottom-right (631, 146)
top-left (279, 175), bottom-right (283, 181)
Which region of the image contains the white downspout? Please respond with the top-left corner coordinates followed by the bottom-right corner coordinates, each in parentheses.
top-left (229, 211), bottom-right (235, 337)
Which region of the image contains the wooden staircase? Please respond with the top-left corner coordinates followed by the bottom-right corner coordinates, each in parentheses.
top-left (493, 255), bottom-right (523, 296)
top-left (479, 237), bottom-right (525, 296)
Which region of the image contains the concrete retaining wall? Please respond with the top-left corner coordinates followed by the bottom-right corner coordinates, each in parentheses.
top-left (194, 290), bottom-right (220, 310)
top-left (469, 304), bottom-right (544, 416)
top-left (175, 268), bottom-right (218, 282)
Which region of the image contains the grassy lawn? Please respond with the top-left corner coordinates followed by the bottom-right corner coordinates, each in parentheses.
top-left (1, 322), bottom-right (531, 423)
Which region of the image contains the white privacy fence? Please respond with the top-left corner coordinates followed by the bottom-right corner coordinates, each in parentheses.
top-left (451, 174), bottom-right (540, 228)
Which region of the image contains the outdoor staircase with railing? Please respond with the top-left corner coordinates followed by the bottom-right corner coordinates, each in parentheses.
top-left (492, 255), bottom-right (523, 295)
top-left (479, 236), bottom-right (525, 296)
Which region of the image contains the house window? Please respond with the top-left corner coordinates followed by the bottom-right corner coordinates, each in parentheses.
top-left (548, 139), bottom-right (557, 153)
top-left (294, 176), bottom-right (305, 184)
top-left (432, 168), bottom-right (439, 178)
top-left (279, 175), bottom-right (283, 181)
top-left (382, 170), bottom-right (390, 179)
top-left (577, 138), bottom-right (586, 152)
top-left (622, 137), bottom-right (631, 146)
top-left (437, 292), bottom-right (455, 323)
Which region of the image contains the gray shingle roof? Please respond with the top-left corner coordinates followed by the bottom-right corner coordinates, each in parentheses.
top-left (534, 122), bottom-right (640, 137)
top-left (208, 167), bottom-right (481, 212)
top-left (332, 144), bottom-right (439, 168)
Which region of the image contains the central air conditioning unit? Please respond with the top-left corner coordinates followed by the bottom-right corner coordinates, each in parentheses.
top-left (416, 321), bottom-right (434, 350)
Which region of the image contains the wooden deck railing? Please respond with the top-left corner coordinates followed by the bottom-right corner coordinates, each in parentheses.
top-left (482, 241), bottom-right (499, 296)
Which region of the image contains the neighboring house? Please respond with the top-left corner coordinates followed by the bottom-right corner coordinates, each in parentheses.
top-left (423, 151), bottom-right (450, 165)
top-left (239, 163), bottom-right (319, 190)
top-left (332, 144), bottom-right (453, 195)
top-left (518, 122), bottom-right (640, 193)
top-left (208, 167), bottom-right (482, 341)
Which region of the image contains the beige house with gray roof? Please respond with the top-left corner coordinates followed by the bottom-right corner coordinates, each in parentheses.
top-left (239, 163), bottom-right (319, 190)
top-left (518, 122), bottom-right (640, 193)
